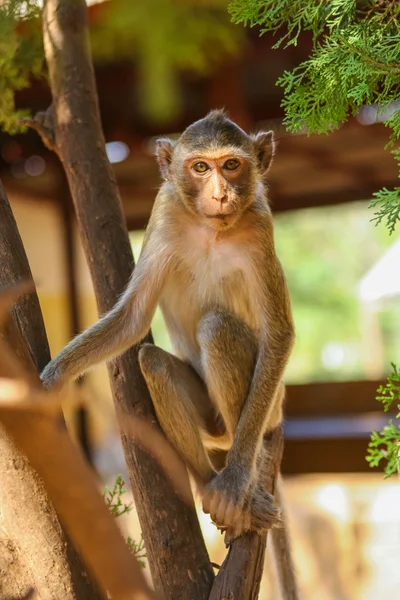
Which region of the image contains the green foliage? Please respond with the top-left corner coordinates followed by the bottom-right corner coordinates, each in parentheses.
top-left (367, 365), bottom-right (400, 477)
top-left (104, 475), bottom-right (147, 568)
top-left (90, 0), bottom-right (242, 123)
top-left (0, 0), bottom-right (240, 133)
top-left (229, 0), bottom-right (400, 233)
top-left (103, 474), bottom-right (133, 517)
top-left (0, 0), bottom-right (44, 133)
top-left (369, 186), bottom-right (400, 234)
top-left (127, 534), bottom-right (147, 569)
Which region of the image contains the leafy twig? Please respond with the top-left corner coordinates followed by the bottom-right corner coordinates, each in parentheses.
top-left (366, 364), bottom-right (400, 478)
top-left (103, 475), bottom-right (133, 518)
top-left (104, 475), bottom-right (147, 568)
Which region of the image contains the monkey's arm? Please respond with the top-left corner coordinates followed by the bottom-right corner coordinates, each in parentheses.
top-left (41, 228), bottom-right (170, 388)
top-left (228, 252), bottom-right (294, 473)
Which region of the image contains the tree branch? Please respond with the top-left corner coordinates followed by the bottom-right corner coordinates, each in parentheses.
top-left (209, 428), bottom-right (284, 600)
top-left (19, 106), bottom-right (55, 151)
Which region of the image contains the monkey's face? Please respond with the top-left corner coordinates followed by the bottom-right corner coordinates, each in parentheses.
top-left (177, 150), bottom-right (255, 231)
top-left (155, 110), bottom-right (276, 230)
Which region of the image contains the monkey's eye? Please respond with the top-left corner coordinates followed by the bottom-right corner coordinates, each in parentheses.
top-left (192, 162), bottom-right (210, 173)
top-left (223, 159), bottom-right (240, 171)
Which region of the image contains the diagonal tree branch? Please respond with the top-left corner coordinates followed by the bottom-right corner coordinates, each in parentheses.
top-left (0, 180), bottom-right (102, 599)
top-left (0, 287), bottom-right (155, 600)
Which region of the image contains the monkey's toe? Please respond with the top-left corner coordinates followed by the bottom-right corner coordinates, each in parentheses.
top-left (224, 508), bottom-right (252, 544)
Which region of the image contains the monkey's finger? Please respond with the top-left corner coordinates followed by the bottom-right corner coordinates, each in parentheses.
top-left (202, 491), bottom-right (211, 514)
top-left (214, 494), bottom-right (230, 526)
top-left (224, 513), bottom-right (247, 545)
top-left (242, 508), bottom-right (252, 533)
top-left (202, 489), bottom-right (222, 517)
top-left (224, 500), bottom-right (242, 527)
top-left (209, 491), bottom-right (224, 523)
top-left (224, 528), bottom-right (235, 546)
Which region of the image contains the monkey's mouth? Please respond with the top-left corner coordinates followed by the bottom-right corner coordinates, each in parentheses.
top-left (204, 213), bottom-right (234, 220)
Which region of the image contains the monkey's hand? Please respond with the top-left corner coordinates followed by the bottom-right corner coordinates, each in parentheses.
top-left (202, 465), bottom-right (251, 529)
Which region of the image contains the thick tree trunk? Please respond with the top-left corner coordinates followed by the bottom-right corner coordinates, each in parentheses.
top-left (209, 428), bottom-right (284, 600)
top-left (0, 181), bottom-right (101, 599)
top-left (35, 1), bottom-right (214, 597)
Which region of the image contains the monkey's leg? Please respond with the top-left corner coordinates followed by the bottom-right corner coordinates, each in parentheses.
top-left (197, 310), bottom-right (257, 438)
top-left (246, 383), bottom-right (285, 530)
top-left (225, 387), bottom-right (285, 540)
top-left (138, 343), bottom-right (217, 486)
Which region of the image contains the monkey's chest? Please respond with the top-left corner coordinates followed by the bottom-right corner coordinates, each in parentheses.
top-left (159, 244), bottom-right (260, 363)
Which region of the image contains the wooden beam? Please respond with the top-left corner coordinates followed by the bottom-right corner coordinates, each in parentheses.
top-left (282, 438), bottom-right (378, 474)
top-left (270, 182), bottom-right (400, 212)
top-left (285, 380), bottom-right (388, 417)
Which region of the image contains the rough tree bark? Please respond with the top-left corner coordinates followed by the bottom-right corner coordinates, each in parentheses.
top-left (25, 0), bottom-right (214, 597)
top-left (209, 428), bottom-right (284, 600)
top-left (0, 181), bottom-right (101, 599)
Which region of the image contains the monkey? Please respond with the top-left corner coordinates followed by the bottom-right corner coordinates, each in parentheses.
top-left (41, 109), bottom-right (295, 544)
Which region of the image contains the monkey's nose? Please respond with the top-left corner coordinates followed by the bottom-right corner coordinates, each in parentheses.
top-left (212, 193), bottom-right (228, 203)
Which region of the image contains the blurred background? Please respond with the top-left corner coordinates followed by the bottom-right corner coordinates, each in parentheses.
top-left (1, 0), bottom-right (400, 597)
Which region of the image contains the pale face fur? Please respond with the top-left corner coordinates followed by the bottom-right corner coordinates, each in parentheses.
top-left (156, 111), bottom-right (275, 233)
top-left (176, 148), bottom-right (256, 231)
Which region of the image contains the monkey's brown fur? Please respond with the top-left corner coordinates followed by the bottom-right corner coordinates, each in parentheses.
top-left (41, 110), bottom-right (295, 543)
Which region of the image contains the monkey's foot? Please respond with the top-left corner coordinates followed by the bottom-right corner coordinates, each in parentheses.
top-left (223, 486), bottom-right (282, 545)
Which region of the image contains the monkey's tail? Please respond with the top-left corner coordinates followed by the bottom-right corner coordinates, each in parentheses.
top-left (271, 474), bottom-right (300, 600)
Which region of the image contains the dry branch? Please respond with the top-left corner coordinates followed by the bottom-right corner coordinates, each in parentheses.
top-left (19, 106), bottom-right (55, 151)
top-left (33, 0), bottom-right (214, 597)
top-left (209, 428), bottom-right (284, 600)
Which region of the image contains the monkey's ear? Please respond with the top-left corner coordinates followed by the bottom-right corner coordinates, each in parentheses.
top-left (155, 138), bottom-right (174, 180)
top-left (251, 131), bottom-right (275, 175)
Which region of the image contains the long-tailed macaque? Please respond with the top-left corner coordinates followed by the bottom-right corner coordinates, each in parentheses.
top-left (41, 110), bottom-right (295, 542)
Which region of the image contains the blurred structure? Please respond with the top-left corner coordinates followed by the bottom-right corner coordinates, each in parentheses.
top-left (2, 2), bottom-right (400, 598)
